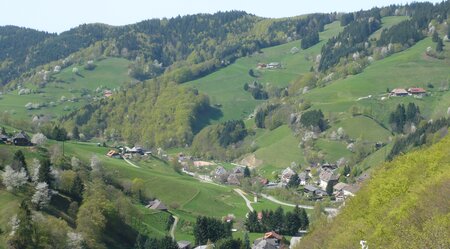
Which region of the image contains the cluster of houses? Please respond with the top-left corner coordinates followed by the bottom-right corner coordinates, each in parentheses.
top-left (213, 165), bottom-right (268, 186)
top-left (390, 87), bottom-right (427, 97)
top-left (257, 62), bottom-right (281, 69)
top-left (0, 131), bottom-right (32, 146)
top-left (279, 163), bottom-right (359, 201)
top-left (106, 146), bottom-right (152, 159)
top-left (177, 231), bottom-right (300, 249)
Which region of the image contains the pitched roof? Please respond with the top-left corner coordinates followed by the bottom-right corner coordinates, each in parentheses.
top-left (319, 170), bottom-right (340, 182)
top-left (227, 174), bottom-right (241, 185)
top-left (146, 199), bottom-right (168, 210)
top-left (264, 231), bottom-right (283, 240)
top-left (391, 88), bottom-right (408, 95)
top-left (13, 131), bottom-right (30, 140)
top-left (177, 241), bottom-right (191, 249)
top-left (304, 185), bottom-right (318, 192)
top-left (333, 182), bottom-right (349, 191)
top-left (408, 87), bottom-right (426, 93)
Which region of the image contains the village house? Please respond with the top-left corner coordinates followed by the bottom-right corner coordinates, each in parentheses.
top-left (342, 184), bottom-right (360, 197)
top-left (319, 170), bottom-right (340, 190)
top-left (227, 173), bottom-right (241, 185)
top-left (214, 166), bottom-right (229, 183)
top-left (280, 167), bottom-right (296, 184)
top-left (298, 172), bottom-right (309, 186)
top-left (320, 163), bottom-right (338, 171)
top-left (177, 241), bottom-right (192, 249)
top-left (253, 231), bottom-right (283, 249)
top-left (390, 88), bottom-right (408, 97)
top-left (12, 131), bottom-right (31, 146)
top-left (145, 199), bottom-right (168, 211)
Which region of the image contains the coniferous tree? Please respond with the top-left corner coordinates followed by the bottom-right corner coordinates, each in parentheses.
top-left (12, 150), bottom-right (29, 178)
top-left (243, 166), bottom-right (251, 178)
top-left (7, 201), bottom-right (36, 249)
top-left (38, 158), bottom-right (53, 185)
top-left (71, 175), bottom-right (84, 201)
top-left (432, 31), bottom-right (439, 42)
top-left (287, 173), bottom-right (300, 188)
top-left (436, 37), bottom-right (444, 52)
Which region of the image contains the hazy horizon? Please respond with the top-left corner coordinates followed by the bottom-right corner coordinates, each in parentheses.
top-left (1, 0), bottom-right (443, 33)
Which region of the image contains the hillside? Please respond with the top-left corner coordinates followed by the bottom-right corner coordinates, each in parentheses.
top-left (297, 132), bottom-right (450, 249)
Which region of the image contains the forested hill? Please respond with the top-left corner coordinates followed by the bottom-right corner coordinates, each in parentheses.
top-left (296, 133), bottom-right (450, 249)
top-left (0, 11), bottom-right (330, 85)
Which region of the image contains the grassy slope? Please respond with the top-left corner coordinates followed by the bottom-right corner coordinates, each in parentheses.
top-left (370, 16), bottom-right (409, 40)
top-left (185, 21), bottom-right (344, 121)
top-left (0, 57), bottom-right (132, 120)
top-left (252, 125), bottom-right (305, 177)
top-left (298, 134), bottom-right (450, 249)
top-left (304, 37), bottom-right (450, 125)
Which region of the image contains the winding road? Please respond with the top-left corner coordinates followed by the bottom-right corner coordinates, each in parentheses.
top-left (234, 189), bottom-right (254, 212)
top-left (170, 215), bottom-right (179, 239)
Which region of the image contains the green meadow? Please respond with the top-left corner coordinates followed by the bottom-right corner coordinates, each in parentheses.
top-left (0, 57), bottom-right (132, 120)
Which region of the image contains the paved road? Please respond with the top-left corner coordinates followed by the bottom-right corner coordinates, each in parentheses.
top-left (260, 193), bottom-right (338, 214)
top-left (170, 215), bottom-right (179, 239)
top-left (123, 158), bottom-right (141, 168)
top-left (234, 189), bottom-right (254, 212)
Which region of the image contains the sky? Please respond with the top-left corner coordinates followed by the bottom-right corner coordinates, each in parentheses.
top-left (0, 0), bottom-right (442, 33)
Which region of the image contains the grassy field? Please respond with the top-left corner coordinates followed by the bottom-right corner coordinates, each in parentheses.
top-left (185, 21), bottom-right (344, 121)
top-left (251, 125), bottom-right (305, 178)
top-left (0, 57), bottom-right (132, 120)
top-left (370, 16), bottom-right (409, 40)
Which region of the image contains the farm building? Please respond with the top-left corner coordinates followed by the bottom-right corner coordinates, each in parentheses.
top-left (407, 87), bottom-right (426, 95)
top-left (390, 88), bottom-right (408, 96)
top-left (12, 131), bottom-right (31, 146)
top-left (106, 150), bottom-right (122, 159)
top-left (266, 62), bottom-right (281, 69)
top-left (0, 134), bottom-right (9, 143)
top-left (145, 199), bottom-right (168, 211)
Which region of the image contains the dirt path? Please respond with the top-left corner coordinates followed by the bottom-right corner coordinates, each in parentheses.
top-left (234, 189), bottom-right (254, 212)
top-left (123, 158), bottom-right (141, 168)
top-left (170, 215), bottom-right (179, 239)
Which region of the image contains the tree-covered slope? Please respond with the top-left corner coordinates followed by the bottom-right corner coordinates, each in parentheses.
top-left (297, 133), bottom-right (450, 249)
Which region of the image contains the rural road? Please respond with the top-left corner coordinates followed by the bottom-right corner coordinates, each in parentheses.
top-left (260, 193), bottom-right (338, 213)
top-left (123, 158), bottom-right (141, 168)
top-left (170, 215), bottom-right (179, 239)
top-left (234, 189), bottom-right (254, 212)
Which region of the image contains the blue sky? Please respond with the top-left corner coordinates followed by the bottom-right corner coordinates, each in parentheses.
top-left (1, 0), bottom-right (442, 33)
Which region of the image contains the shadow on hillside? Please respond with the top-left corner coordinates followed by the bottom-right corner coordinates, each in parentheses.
top-left (192, 105), bottom-right (223, 134)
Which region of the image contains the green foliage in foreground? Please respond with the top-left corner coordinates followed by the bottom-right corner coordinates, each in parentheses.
top-left (298, 134), bottom-right (450, 249)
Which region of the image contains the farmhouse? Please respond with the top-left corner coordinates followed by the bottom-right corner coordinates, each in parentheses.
top-left (12, 131), bottom-right (31, 146)
top-left (266, 62), bottom-right (281, 69)
top-left (280, 167), bottom-right (296, 183)
top-left (145, 199), bottom-right (168, 211)
top-left (407, 87), bottom-right (426, 95)
top-left (390, 88), bottom-right (408, 96)
top-left (343, 184), bottom-right (360, 197)
top-left (104, 90), bottom-right (113, 97)
top-left (0, 134), bottom-right (9, 144)
top-left (319, 170), bottom-right (340, 190)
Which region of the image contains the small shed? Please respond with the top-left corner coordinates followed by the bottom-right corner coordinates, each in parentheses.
top-left (145, 199), bottom-right (168, 211)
